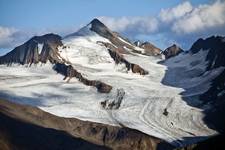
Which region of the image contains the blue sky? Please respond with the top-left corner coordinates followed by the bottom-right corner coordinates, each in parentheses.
top-left (0, 0), bottom-right (224, 55)
top-left (0, 0), bottom-right (209, 28)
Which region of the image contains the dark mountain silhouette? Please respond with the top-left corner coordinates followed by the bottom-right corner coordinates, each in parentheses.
top-left (0, 34), bottom-right (64, 65)
top-left (190, 36), bottom-right (225, 71)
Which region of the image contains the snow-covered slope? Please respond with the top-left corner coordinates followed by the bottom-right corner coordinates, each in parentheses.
top-left (0, 20), bottom-right (224, 147)
top-left (60, 24), bottom-right (115, 69)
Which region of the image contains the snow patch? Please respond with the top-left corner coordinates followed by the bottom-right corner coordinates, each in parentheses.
top-left (37, 43), bottom-right (44, 55)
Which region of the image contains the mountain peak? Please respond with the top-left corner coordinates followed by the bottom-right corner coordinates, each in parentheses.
top-left (0, 33), bottom-right (63, 65)
top-left (89, 18), bottom-right (109, 32)
top-left (138, 41), bottom-right (161, 56)
top-left (89, 18), bottom-right (114, 40)
top-left (190, 35), bottom-right (225, 54)
top-left (31, 33), bottom-right (62, 44)
top-left (89, 18), bottom-right (105, 26)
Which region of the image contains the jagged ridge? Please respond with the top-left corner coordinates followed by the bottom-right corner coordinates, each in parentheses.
top-left (0, 34), bottom-right (64, 65)
top-left (53, 63), bottom-right (112, 93)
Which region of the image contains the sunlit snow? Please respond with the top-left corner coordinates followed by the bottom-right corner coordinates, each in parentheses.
top-left (0, 29), bottom-right (224, 147)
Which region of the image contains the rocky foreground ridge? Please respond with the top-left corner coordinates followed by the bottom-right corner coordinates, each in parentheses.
top-left (0, 99), bottom-right (171, 150)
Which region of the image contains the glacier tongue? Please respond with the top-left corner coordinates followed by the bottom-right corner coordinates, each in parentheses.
top-left (0, 31), bottom-right (224, 147)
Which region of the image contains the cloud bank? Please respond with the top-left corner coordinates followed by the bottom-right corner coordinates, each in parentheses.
top-left (0, 26), bottom-right (18, 48)
top-left (98, 16), bottom-right (158, 36)
top-left (159, 1), bottom-right (193, 23)
top-left (172, 1), bottom-right (225, 34)
top-left (98, 0), bottom-right (225, 49)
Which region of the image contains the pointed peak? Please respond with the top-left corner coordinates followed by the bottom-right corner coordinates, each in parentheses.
top-left (64, 18), bottom-right (112, 39)
top-left (190, 35), bottom-right (225, 54)
top-left (89, 18), bottom-right (107, 28)
top-left (88, 18), bottom-right (114, 40)
top-left (90, 18), bottom-right (103, 24)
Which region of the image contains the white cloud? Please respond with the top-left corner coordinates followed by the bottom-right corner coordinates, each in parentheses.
top-left (159, 1), bottom-right (193, 22)
top-left (172, 1), bottom-right (225, 34)
top-left (98, 16), bottom-right (158, 35)
top-left (0, 26), bottom-right (18, 48)
top-left (97, 0), bottom-right (225, 49)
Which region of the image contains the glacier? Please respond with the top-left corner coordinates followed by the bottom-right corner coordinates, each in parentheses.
top-left (0, 27), bottom-right (224, 147)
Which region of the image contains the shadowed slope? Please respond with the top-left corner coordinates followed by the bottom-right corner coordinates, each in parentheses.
top-left (0, 99), bottom-right (172, 150)
top-left (0, 112), bottom-right (110, 150)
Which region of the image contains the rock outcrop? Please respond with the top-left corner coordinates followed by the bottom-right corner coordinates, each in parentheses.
top-left (108, 48), bottom-right (148, 75)
top-left (190, 36), bottom-right (225, 71)
top-left (97, 41), bottom-right (148, 75)
top-left (0, 34), bottom-right (64, 65)
top-left (89, 19), bottom-right (132, 50)
top-left (134, 41), bottom-right (161, 56)
top-left (90, 18), bottom-right (115, 41)
top-left (101, 88), bottom-right (125, 109)
top-left (162, 44), bottom-right (184, 59)
top-left (53, 63), bottom-right (112, 93)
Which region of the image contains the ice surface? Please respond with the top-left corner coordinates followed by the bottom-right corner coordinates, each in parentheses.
top-left (0, 31), bottom-right (223, 147)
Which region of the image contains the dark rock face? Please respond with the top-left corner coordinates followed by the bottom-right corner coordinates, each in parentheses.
top-left (0, 99), bottom-right (172, 150)
top-left (101, 89), bottom-right (125, 110)
top-left (140, 42), bottom-right (161, 56)
top-left (134, 41), bottom-right (161, 56)
top-left (90, 19), bottom-right (155, 56)
top-left (90, 18), bottom-right (115, 40)
top-left (90, 19), bottom-right (132, 49)
top-left (193, 37), bottom-right (225, 132)
top-left (90, 19), bottom-right (133, 50)
top-left (131, 64), bottom-right (148, 75)
top-left (201, 70), bottom-right (225, 132)
top-left (198, 36), bottom-right (225, 104)
top-left (190, 36), bottom-right (225, 71)
top-left (53, 63), bottom-right (112, 93)
top-left (98, 42), bottom-right (148, 75)
top-left (108, 49), bottom-right (148, 75)
top-left (95, 81), bottom-right (112, 93)
top-left (0, 34), bottom-right (63, 65)
top-left (134, 41), bottom-right (141, 47)
top-left (0, 112), bottom-right (109, 150)
top-left (189, 37), bottom-right (225, 132)
top-left (162, 44), bottom-right (184, 59)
